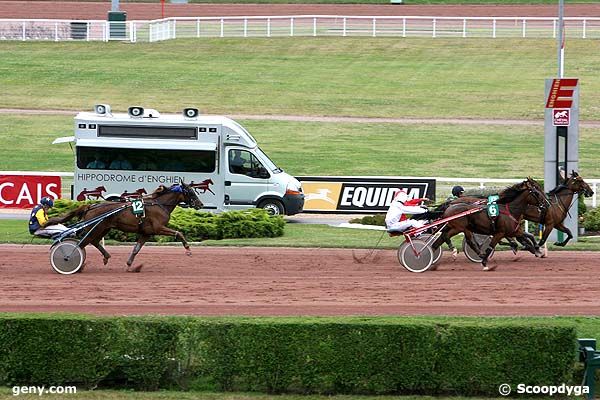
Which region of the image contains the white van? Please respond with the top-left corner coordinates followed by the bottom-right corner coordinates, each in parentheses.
top-left (53, 105), bottom-right (304, 215)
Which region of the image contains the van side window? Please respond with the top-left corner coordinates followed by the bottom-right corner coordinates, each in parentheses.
top-left (77, 147), bottom-right (216, 173)
top-left (228, 149), bottom-right (269, 179)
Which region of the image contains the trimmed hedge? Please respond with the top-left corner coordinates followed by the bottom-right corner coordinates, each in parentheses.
top-left (0, 316), bottom-right (577, 396)
top-left (48, 200), bottom-right (285, 242)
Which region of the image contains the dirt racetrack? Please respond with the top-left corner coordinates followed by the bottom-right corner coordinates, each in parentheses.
top-left (1, 2), bottom-right (600, 19)
top-left (0, 244), bottom-right (598, 316)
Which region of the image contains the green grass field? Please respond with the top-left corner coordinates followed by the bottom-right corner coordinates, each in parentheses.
top-left (2, 39), bottom-right (600, 120)
top-left (3, 114), bottom-right (600, 179)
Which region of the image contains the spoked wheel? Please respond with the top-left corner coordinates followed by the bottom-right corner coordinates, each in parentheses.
top-left (419, 234), bottom-right (442, 270)
top-left (50, 241), bottom-right (85, 275)
top-left (462, 233), bottom-right (495, 263)
top-left (398, 239), bottom-right (433, 273)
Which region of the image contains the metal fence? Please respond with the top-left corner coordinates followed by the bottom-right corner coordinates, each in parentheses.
top-left (2, 16), bottom-right (600, 42)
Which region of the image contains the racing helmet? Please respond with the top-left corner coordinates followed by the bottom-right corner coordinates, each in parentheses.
top-left (40, 197), bottom-right (54, 207)
top-left (394, 190), bottom-right (408, 203)
top-left (452, 185), bottom-right (465, 197)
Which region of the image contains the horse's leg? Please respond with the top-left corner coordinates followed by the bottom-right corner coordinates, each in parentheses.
top-left (156, 226), bottom-right (192, 256)
top-left (553, 222), bottom-right (573, 247)
top-left (92, 236), bottom-right (112, 265)
top-left (463, 230), bottom-right (483, 256)
top-left (126, 234), bottom-right (150, 273)
top-left (481, 233), bottom-right (504, 271)
top-left (80, 226), bottom-right (112, 265)
top-left (538, 224), bottom-right (553, 247)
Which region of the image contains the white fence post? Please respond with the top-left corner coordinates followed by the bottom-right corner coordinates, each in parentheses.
top-left (372, 17), bottom-right (376, 37)
top-left (583, 19), bottom-right (587, 39)
top-left (522, 18), bottom-right (526, 38)
top-left (55, 22), bottom-right (58, 41)
top-left (197, 18), bottom-right (200, 38)
top-left (22, 21), bottom-right (25, 41)
top-left (290, 17), bottom-right (294, 37)
top-left (343, 17), bottom-right (347, 37)
top-left (493, 19), bottom-right (496, 38)
top-left (313, 17), bottom-right (316, 37)
top-left (220, 18), bottom-right (224, 38)
top-left (432, 18), bottom-right (436, 38)
top-left (244, 18), bottom-right (247, 37)
top-left (463, 19), bottom-right (467, 38)
top-left (267, 18), bottom-right (271, 37)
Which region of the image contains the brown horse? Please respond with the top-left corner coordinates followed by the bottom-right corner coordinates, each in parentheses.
top-left (48, 183), bottom-right (203, 272)
top-left (432, 178), bottom-right (546, 270)
top-left (524, 171), bottom-right (594, 247)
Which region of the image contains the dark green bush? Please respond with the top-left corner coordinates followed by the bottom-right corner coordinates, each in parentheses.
top-left (583, 207), bottom-right (600, 231)
top-left (47, 200), bottom-right (285, 242)
top-left (0, 316), bottom-right (577, 396)
top-left (348, 214), bottom-right (386, 226)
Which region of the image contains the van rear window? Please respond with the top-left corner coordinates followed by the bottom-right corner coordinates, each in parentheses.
top-left (78, 146), bottom-right (216, 173)
top-left (98, 125), bottom-right (197, 140)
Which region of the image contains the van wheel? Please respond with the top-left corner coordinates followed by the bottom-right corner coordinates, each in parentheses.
top-left (258, 199), bottom-right (284, 216)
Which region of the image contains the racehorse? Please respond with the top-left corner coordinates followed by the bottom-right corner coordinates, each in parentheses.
top-left (431, 178), bottom-right (546, 270)
top-left (47, 182), bottom-right (203, 272)
top-left (524, 171), bottom-right (594, 247)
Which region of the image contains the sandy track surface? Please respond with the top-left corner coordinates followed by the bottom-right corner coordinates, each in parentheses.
top-left (1, 244), bottom-right (598, 316)
top-left (1, 2), bottom-right (599, 20)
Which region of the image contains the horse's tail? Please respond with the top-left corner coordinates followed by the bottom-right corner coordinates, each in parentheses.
top-left (46, 204), bottom-right (89, 225)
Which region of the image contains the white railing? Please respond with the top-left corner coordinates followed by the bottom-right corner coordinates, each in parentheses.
top-left (1, 172), bottom-right (598, 208)
top-left (2, 16), bottom-right (600, 42)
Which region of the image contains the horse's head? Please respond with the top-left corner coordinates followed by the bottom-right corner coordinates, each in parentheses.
top-left (97, 186), bottom-right (106, 192)
top-left (170, 183), bottom-right (204, 210)
top-left (566, 171), bottom-right (594, 197)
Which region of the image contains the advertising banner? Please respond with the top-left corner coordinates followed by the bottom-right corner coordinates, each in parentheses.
top-left (0, 175), bottom-right (62, 209)
top-left (298, 177), bottom-right (436, 213)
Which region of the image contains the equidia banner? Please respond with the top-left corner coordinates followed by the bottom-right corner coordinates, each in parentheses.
top-left (298, 177), bottom-right (436, 213)
top-left (0, 175), bottom-right (61, 209)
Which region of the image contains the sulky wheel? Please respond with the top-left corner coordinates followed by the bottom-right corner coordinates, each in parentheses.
top-left (50, 241), bottom-right (85, 275)
top-left (398, 239), bottom-right (434, 273)
top-left (418, 234), bottom-right (442, 270)
top-left (462, 233), bottom-right (495, 263)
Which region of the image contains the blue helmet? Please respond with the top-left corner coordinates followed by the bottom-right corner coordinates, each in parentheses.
top-left (451, 186), bottom-right (465, 197)
top-left (40, 197), bottom-right (54, 207)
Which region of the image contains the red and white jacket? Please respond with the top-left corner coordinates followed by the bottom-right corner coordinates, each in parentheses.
top-left (385, 196), bottom-right (428, 229)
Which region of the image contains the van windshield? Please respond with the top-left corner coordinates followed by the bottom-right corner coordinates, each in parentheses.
top-left (256, 147), bottom-right (282, 174)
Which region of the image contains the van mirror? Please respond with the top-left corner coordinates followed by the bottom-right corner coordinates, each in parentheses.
top-left (257, 167), bottom-right (270, 179)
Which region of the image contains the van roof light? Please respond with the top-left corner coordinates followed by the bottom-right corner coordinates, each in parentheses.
top-left (94, 104), bottom-right (112, 116)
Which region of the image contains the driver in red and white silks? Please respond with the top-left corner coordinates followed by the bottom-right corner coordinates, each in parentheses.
top-left (385, 190), bottom-right (429, 232)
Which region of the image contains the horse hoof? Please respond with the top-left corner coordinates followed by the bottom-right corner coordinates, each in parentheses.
top-left (103, 257), bottom-right (110, 266)
top-left (185, 250), bottom-right (192, 256)
top-left (451, 248), bottom-right (458, 261)
top-left (127, 264), bottom-right (143, 273)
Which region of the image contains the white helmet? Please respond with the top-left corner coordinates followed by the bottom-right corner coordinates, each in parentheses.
top-left (394, 190), bottom-right (408, 203)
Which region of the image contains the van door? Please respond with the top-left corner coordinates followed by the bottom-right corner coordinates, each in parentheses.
top-left (224, 148), bottom-right (269, 211)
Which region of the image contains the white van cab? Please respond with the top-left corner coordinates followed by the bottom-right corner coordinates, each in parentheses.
top-left (53, 105), bottom-right (304, 215)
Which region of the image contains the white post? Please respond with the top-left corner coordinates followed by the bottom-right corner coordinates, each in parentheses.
top-left (244, 18), bottom-right (247, 37)
top-left (197, 18), bottom-right (200, 38)
top-left (290, 17), bottom-right (294, 36)
top-left (86, 21), bottom-right (90, 41)
top-left (22, 21), bottom-right (26, 41)
top-left (582, 19), bottom-right (587, 39)
top-left (149, 23), bottom-right (153, 42)
top-left (267, 18), bottom-right (271, 37)
top-left (463, 19), bottom-right (466, 38)
top-left (522, 19), bottom-right (526, 38)
top-left (553, 19), bottom-right (557, 38)
top-left (558, 0), bottom-right (564, 78)
top-left (313, 17), bottom-right (316, 36)
top-left (432, 18), bottom-right (436, 38)
top-left (493, 19), bottom-right (496, 38)
top-left (402, 18), bottom-right (406, 37)
top-left (343, 17), bottom-right (347, 37)
top-left (372, 18), bottom-right (376, 37)
top-left (220, 18), bottom-right (224, 38)
top-left (55, 22), bottom-right (58, 41)
top-left (173, 19), bottom-right (177, 39)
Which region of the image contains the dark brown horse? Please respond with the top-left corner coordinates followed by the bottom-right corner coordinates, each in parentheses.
top-left (48, 183), bottom-right (203, 272)
top-left (432, 178), bottom-right (546, 270)
top-left (524, 171), bottom-right (594, 247)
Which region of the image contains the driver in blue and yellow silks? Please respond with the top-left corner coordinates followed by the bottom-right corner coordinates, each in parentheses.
top-left (29, 197), bottom-right (69, 238)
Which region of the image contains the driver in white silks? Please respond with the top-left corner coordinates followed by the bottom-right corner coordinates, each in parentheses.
top-left (385, 190), bottom-right (430, 232)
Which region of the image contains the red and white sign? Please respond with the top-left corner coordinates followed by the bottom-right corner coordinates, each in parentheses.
top-left (553, 109), bottom-right (570, 126)
top-left (545, 78), bottom-right (578, 109)
top-left (0, 175), bottom-right (61, 209)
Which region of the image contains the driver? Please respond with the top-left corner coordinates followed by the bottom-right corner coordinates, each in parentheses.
top-left (29, 197), bottom-right (69, 238)
top-left (385, 190), bottom-right (430, 232)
